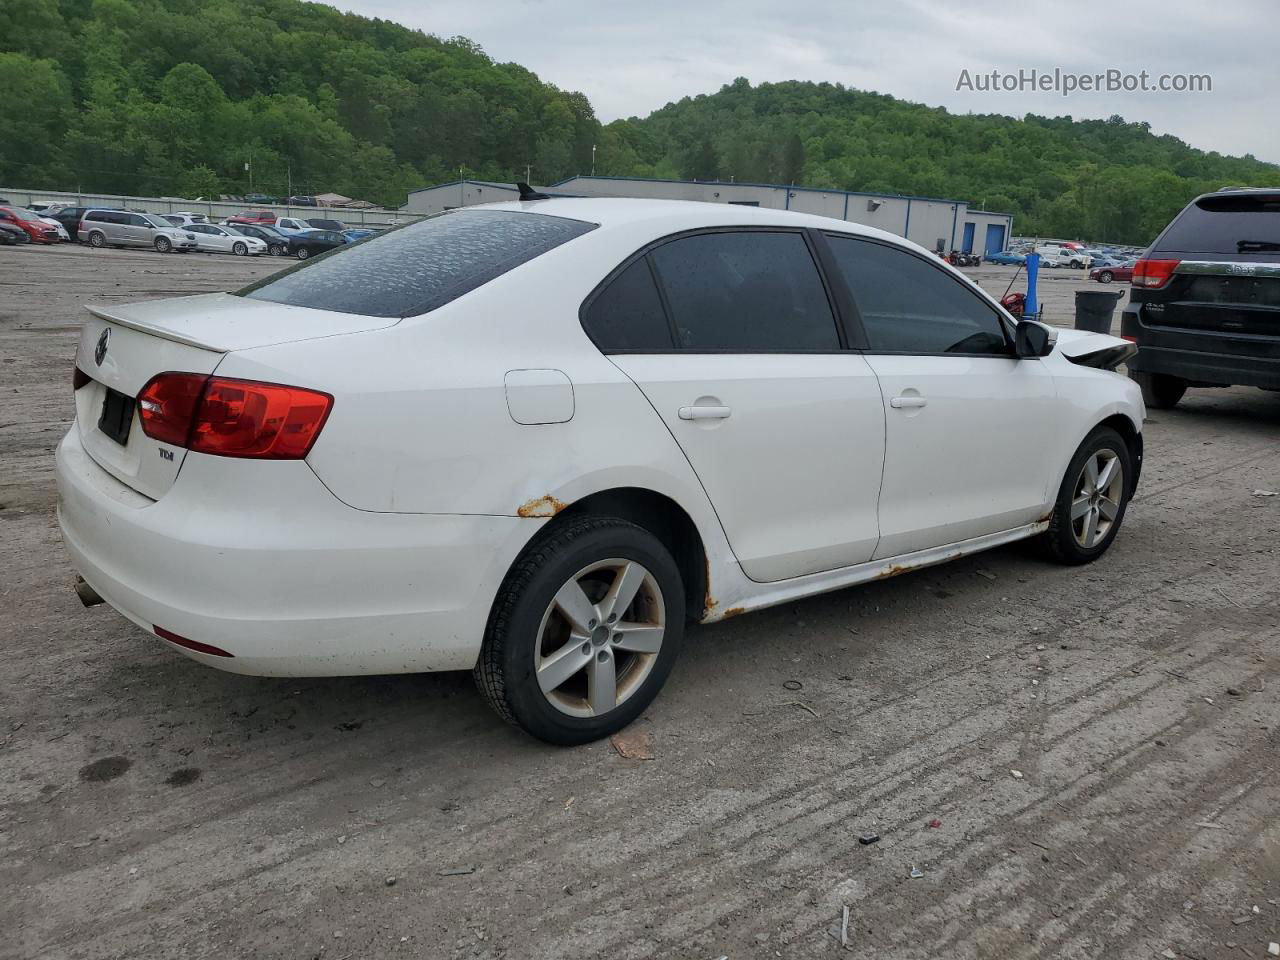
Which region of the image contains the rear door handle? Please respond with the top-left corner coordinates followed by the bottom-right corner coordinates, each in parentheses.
top-left (678, 405), bottom-right (732, 421)
top-left (889, 396), bottom-right (928, 409)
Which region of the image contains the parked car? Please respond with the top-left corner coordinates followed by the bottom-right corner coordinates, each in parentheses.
top-left (341, 227), bottom-right (378, 241)
top-left (287, 228), bottom-right (347, 259)
top-left (45, 206), bottom-right (96, 239)
top-left (244, 193), bottom-right (277, 205)
top-left (227, 209), bottom-right (277, 225)
top-left (1123, 187), bottom-right (1280, 408)
top-left (39, 216), bottom-right (71, 241)
top-left (79, 210), bottom-right (200, 253)
top-left (286, 195), bottom-right (319, 206)
top-left (305, 217), bottom-right (345, 232)
top-left (185, 222), bottom-right (268, 256)
top-left (162, 212), bottom-right (210, 228)
top-left (0, 221), bottom-right (30, 244)
top-left (227, 223), bottom-right (291, 256)
top-left (1035, 244), bottom-right (1091, 268)
top-left (272, 216), bottom-right (312, 235)
top-left (0, 206), bottom-right (61, 243)
top-left (984, 250), bottom-right (1026, 265)
top-left (57, 199), bottom-right (1145, 745)
top-left (1089, 260), bottom-right (1135, 284)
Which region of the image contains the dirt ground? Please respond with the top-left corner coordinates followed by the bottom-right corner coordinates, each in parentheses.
top-left (2, 244), bottom-right (1278, 960)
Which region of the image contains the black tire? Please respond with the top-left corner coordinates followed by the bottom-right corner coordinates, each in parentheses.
top-left (1039, 426), bottom-right (1133, 565)
top-left (474, 517), bottom-right (686, 745)
top-left (269, 243), bottom-right (285, 257)
top-left (1098, 270), bottom-right (1113, 284)
top-left (1130, 370), bottom-right (1186, 409)
top-left (232, 241), bottom-right (247, 256)
top-left (88, 231), bottom-right (106, 248)
top-left (295, 246), bottom-right (310, 260)
top-left (154, 236), bottom-right (171, 254)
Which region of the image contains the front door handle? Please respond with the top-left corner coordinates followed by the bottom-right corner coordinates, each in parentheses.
top-left (889, 396), bottom-right (928, 409)
top-left (678, 405), bottom-right (732, 421)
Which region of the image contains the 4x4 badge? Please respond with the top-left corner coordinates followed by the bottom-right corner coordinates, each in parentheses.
top-left (94, 328), bottom-right (110, 366)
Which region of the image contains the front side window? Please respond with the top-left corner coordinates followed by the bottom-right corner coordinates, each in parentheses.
top-left (650, 231), bottom-right (840, 351)
top-left (241, 209), bottom-right (597, 318)
top-left (826, 235), bottom-right (1010, 355)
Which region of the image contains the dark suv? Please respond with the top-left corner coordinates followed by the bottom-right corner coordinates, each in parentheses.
top-left (1123, 189), bottom-right (1280, 408)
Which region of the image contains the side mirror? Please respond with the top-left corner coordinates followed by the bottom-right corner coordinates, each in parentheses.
top-left (1015, 319), bottom-right (1057, 358)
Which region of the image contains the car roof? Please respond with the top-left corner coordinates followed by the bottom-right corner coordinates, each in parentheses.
top-left (469, 197), bottom-right (917, 248)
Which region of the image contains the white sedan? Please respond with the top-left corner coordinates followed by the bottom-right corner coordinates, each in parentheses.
top-left (185, 222), bottom-right (267, 256)
top-left (56, 198), bottom-right (1144, 744)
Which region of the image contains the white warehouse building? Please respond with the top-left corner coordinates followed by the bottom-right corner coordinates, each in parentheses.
top-left (402, 175), bottom-right (1015, 256)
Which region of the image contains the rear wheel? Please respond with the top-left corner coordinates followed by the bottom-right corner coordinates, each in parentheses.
top-left (154, 236), bottom-right (171, 254)
top-left (1130, 370), bottom-right (1186, 409)
top-left (88, 231), bottom-right (106, 248)
top-left (1040, 427), bottom-right (1132, 565)
top-left (295, 246), bottom-right (310, 260)
top-left (1098, 270), bottom-right (1113, 283)
top-left (474, 517), bottom-right (685, 745)
top-left (232, 241), bottom-right (247, 256)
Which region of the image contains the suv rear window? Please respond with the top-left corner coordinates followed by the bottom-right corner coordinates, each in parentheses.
top-left (1155, 194), bottom-right (1280, 255)
top-left (241, 209), bottom-right (596, 318)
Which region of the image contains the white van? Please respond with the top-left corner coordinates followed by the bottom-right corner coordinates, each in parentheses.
top-left (1034, 243), bottom-right (1092, 268)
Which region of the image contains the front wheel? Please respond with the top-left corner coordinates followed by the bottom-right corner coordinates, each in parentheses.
top-left (474, 517), bottom-right (685, 745)
top-left (1098, 270), bottom-right (1113, 283)
top-left (295, 246), bottom-right (310, 260)
top-left (1130, 370), bottom-right (1186, 409)
top-left (154, 236), bottom-right (171, 254)
top-left (269, 243), bottom-right (286, 257)
top-left (1039, 427), bottom-right (1133, 565)
top-left (232, 241), bottom-right (247, 256)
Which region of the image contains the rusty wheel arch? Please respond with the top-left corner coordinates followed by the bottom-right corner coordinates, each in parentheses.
top-left (524, 487), bottom-right (709, 623)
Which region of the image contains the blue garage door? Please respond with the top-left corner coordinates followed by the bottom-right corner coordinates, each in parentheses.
top-left (960, 222), bottom-right (975, 253)
top-left (984, 223), bottom-right (1006, 255)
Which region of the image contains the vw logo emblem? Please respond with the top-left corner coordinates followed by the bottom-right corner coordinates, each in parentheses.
top-left (94, 328), bottom-right (110, 366)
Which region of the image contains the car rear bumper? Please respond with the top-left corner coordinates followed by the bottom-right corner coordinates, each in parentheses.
top-left (1123, 304), bottom-right (1280, 388)
top-left (55, 426), bottom-right (535, 677)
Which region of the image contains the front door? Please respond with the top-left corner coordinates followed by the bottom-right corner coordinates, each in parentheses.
top-left (823, 232), bottom-right (1060, 558)
top-left (596, 230), bottom-right (886, 582)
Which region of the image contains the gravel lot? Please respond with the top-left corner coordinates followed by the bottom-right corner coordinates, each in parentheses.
top-left (2, 244), bottom-right (1278, 960)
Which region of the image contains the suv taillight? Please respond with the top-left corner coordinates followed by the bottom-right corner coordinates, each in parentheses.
top-left (1131, 258), bottom-right (1180, 289)
top-left (137, 373), bottom-right (333, 459)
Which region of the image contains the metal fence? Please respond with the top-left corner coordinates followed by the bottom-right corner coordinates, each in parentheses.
top-left (0, 187), bottom-right (425, 228)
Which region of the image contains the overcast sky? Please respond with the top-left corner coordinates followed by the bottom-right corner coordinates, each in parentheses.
top-left (351, 0), bottom-right (1279, 163)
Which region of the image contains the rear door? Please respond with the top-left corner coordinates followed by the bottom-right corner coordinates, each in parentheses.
top-left (602, 229), bottom-right (886, 583)
top-left (824, 233), bottom-right (1059, 558)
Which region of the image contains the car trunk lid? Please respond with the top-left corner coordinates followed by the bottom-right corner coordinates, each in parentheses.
top-left (73, 295), bottom-right (397, 499)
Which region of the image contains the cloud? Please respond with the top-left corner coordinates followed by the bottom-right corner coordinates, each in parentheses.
top-left (351, 0), bottom-right (1280, 161)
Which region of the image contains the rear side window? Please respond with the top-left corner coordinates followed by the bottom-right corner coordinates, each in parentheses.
top-left (826, 235), bottom-right (1010, 355)
top-left (241, 210), bottom-right (596, 318)
top-left (581, 259), bottom-right (673, 351)
top-left (650, 231), bottom-right (840, 351)
top-left (1155, 194), bottom-right (1280, 255)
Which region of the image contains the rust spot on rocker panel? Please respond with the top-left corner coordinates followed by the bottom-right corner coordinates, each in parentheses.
top-left (703, 552), bottom-right (716, 618)
top-left (517, 495), bottom-right (568, 518)
top-left (876, 563), bottom-right (913, 580)
top-left (721, 606), bottom-right (746, 619)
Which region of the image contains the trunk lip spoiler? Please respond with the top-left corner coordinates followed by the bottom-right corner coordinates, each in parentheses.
top-left (85, 303), bottom-right (233, 353)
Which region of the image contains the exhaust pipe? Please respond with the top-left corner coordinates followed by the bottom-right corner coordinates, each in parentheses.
top-left (74, 576), bottom-right (104, 608)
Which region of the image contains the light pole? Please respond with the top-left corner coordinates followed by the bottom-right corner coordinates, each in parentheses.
top-left (591, 144), bottom-right (596, 177)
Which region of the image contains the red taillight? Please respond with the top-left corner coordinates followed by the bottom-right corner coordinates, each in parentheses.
top-left (1131, 258), bottom-right (1180, 289)
top-left (73, 366), bottom-right (91, 390)
top-left (137, 373), bottom-right (333, 459)
top-left (1121, 335), bottom-right (1137, 343)
top-left (154, 625), bottom-right (233, 658)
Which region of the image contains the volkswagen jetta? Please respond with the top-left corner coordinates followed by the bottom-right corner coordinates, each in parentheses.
top-left (56, 198), bottom-right (1145, 744)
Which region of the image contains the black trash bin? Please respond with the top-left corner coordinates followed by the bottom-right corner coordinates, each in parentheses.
top-left (1074, 289), bottom-right (1124, 334)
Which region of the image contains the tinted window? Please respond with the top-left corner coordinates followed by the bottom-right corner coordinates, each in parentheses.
top-left (85, 211), bottom-right (108, 223)
top-left (241, 209), bottom-right (597, 318)
top-left (1155, 193), bottom-right (1280, 255)
top-left (582, 259), bottom-right (673, 351)
top-left (826, 235), bottom-right (1010, 355)
top-left (650, 231), bottom-right (839, 351)
top-left (128, 214), bottom-right (149, 227)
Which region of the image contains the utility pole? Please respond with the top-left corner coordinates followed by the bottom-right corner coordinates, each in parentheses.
top-left (591, 144), bottom-right (596, 177)
top-left (246, 155), bottom-right (253, 192)
top-left (525, 164), bottom-right (531, 183)
top-left (287, 162), bottom-right (292, 200)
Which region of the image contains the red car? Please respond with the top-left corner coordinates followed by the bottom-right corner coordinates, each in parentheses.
top-left (226, 209), bottom-right (277, 225)
top-left (0, 206), bottom-right (60, 243)
top-left (1089, 261), bottom-right (1136, 284)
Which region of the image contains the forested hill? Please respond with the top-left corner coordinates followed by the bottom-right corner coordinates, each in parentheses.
top-left (3, 2), bottom-right (1278, 241)
top-left (600, 79), bottom-right (1280, 243)
top-left (0, 0), bottom-right (598, 205)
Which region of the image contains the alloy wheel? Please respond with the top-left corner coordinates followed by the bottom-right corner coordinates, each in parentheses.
top-left (1071, 447), bottom-right (1124, 548)
top-left (534, 558), bottom-right (666, 718)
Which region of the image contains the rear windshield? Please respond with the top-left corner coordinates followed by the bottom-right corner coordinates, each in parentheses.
top-left (240, 209), bottom-right (597, 317)
top-left (1155, 194), bottom-right (1280, 255)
